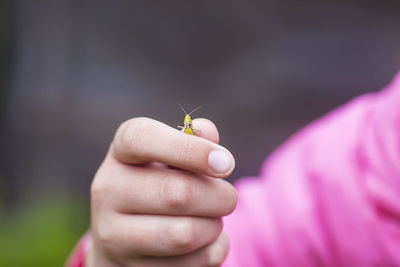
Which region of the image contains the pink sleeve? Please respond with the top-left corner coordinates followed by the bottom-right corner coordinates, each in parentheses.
top-left (223, 72), bottom-right (400, 266)
top-left (66, 233), bottom-right (91, 267)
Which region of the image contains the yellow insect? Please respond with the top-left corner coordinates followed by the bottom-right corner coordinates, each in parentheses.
top-left (177, 103), bottom-right (202, 135)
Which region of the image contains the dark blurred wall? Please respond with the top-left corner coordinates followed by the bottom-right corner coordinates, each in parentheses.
top-left (0, 0), bottom-right (16, 211)
top-left (2, 0), bottom-right (400, 211)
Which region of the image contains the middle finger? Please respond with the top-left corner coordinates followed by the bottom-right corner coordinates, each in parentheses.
top-left (94, 159), bottom-right (237, 217)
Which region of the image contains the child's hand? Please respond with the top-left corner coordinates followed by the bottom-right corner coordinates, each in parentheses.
top-left (87, 117), bottom-right (237, 267)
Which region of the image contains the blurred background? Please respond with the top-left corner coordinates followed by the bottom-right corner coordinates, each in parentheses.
top-left (1, 0), bottom-right (400, 266)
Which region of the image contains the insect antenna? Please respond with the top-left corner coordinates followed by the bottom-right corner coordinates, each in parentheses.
top-left (188, 105), bottom-right (202, 116)
top-left (177, 102), bottom-right (187, 115)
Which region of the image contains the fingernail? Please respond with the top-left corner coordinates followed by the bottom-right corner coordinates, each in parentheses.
top-left (208, 150), bottom-right (233, 174)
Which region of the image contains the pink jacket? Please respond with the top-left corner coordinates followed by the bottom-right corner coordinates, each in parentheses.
top-left (68, 72), bottom-right (400, 266)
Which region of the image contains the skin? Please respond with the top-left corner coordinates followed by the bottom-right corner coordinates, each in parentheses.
top-left (87, 117), bottom-right (237, 267)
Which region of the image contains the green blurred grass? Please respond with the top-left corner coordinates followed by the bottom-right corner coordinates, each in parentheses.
top-left (0, 197), bottom-right (89, 267)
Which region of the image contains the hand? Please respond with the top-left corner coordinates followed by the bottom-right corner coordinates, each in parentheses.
top-left (87, 117), bottom-right (237, 267)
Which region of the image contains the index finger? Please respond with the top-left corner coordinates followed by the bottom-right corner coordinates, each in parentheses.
top-left (110, 117), bottom-right (235, 178)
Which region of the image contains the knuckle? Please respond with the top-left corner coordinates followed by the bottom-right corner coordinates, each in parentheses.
top-left (162, 174), bottom-right (193, 212)
top-left (169, 218), bottom-right (197, 251)
top-left (95, 221), bottom-right (115, 248)
top-left (90, 177), bottom-right (115, 217)
top-left (90, 177), bottom-right (110, 201)
top-left (117, 117), bottom-right (151, 151)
